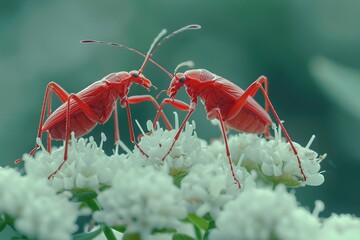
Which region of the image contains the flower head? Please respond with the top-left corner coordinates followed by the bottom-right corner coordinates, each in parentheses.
top-left (24, 133), bottom-right (125, 191)
top-left (94, 166), bottom-right (187, 239)
top-left (0, 167), bottom-right (78, 240)
top-left (209, 185), bottom-right (320, 240)
top-left (320, 214), bottom-right (360, 240)
top-left (130, 119), bottom-right (212, 175)
top-left (180, 159), bottom-right (255, 219)
top-left (210, 124), bottom-right (325, 186)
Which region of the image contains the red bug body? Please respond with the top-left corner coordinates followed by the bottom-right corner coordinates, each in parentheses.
top-left (155, 68), bottom-right (306, 188)
top-left (172, 69), bottom-right (272, 134)
top-left (42, 71), bottom-right (149, 140)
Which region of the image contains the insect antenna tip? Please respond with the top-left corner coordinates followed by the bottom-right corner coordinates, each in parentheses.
top-left (80, 40), bottom-right (95, 44)
top-left (188, 24), bottom-right (202, 29)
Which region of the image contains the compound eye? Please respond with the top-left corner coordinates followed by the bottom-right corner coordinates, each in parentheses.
top-left (179, 76), bottom-right (186, 83)
top-left (132, 72), bottom-right (139, 78)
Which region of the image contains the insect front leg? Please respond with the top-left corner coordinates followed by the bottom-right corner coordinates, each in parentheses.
top-left (113, 95), bottom-right (175, 155)
top-left (16, 82), bottom-right (69, 164)
top-left (157, 99), bottom-right (196, 161)
top-left (112, 102), bottom-right (132, 155)
top-left (127, 95), bottom-right (174, 130)
top-left (152, 98), bottom-right (190, 129)
top-left (121, 98), bottom-right (150, 157)
top-left (227, 76), bottom-right (307, 182)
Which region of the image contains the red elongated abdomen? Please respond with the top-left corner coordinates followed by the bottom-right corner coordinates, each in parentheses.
top-left (47, 111), bottom-right (97, 140)
top-left (224, 107), bottom-right (270, 134)
top-left (42, 81), bottom-right (119, 140)
top-left (198, 77), bottom-right (272, 134)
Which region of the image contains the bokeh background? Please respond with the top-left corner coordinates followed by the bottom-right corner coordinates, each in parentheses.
top-left (1, 0), bottom-right (360, 226)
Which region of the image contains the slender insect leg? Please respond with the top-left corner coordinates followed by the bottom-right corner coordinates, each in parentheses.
top-left (207, 108), bottom-right (241, 188)
top-left (227, 77), bottom-right (307, 181)
top-left (113, 101), bottom-right (121, 144)
top-left (159, 100), bottom-right (196, 161)
top-left (127, 95), bottom-right (174, 130)
top-left (152, 98), bottom-right (190, 129)
top-left (122, 98), bottom-right (149, 157)
top-left (113, 95), bottom-right (175, 154)
top-left (15, 82), bottom-right (69, 164)
top-left (112, 102), bottom-right (132, 154)
top-left (48, 93), bottom-right (101, 179)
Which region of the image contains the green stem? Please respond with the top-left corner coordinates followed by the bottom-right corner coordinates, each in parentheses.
top-left (102, 225), bottom-right (117, 240)
top-left (86, 198), bottom-right (102, 211)
top-left (86, 198), bottom-right (117, 240)
top-left (193, 224), bottom-right (202, 240)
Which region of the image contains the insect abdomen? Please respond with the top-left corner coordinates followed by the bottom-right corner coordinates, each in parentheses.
top-left (225, 108), bottom-right (269, 134)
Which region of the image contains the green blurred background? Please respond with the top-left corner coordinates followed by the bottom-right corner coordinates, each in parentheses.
top-left (1, 0), bottom-right (360, 223)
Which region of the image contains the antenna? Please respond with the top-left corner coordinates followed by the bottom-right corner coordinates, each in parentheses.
top-left (80, 39), bottom-right (173, 79)
top-left (138, 24), bottom-right (201, 75)
top-left (81, 24), bottom-right (201, 79)
top-left (174, 60), bottom-right (195, 75)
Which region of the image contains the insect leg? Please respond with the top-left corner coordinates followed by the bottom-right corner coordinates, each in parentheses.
top-left (48, 93), bottom-right (101, 179)
top-left (16, 82), bottom-right (69, 164)
top-left (227, 77), bottom-right (307, 181)
top-left (127, 95), bottom-right (174, 130)
top-left (160, 100), bottom-right (196, 161)
top-left (113, 101), bottom-right (121, 146)
top-left (207, 108), bottom-right (241, 188)
top-left (120, 98), bottom-right (150, 157)
top-left (113, 102), bottom-right (131, 154)
top-left (152, 98), bottom-right (190, 129)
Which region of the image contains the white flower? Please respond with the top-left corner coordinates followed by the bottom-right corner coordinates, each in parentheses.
top-left (94, 166), bottom-right (187, 239)
top-left (24, 133), bottom-right (125, 191)
top-left (180, 158), bottom-right (255, 219)
top-left (210, 124), bottom-right (325, 186)
top-left (320, 214), bottom-right (360, 240)
top-left (0, 167), bottom-right (78, 240)
top-left (130, 119), bottom-right (212, 173)
top-left (209, 185), bottom-right (320, 240)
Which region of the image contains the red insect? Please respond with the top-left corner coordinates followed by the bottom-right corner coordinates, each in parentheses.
top-left (154, 69), bottom-right (307, 188)
top-left (16, 24), bottom-right (201, 179)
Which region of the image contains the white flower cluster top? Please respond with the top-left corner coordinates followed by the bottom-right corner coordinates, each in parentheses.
top-left (1, 115), bottom-right (358, 240)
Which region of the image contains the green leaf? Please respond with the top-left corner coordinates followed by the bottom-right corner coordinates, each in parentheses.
top-left (73, 227), bottom-right (103, 240)
top-left (98, 184), bottom-right (111, 192)
top-left (85, 198), bottom-right (102, 212)
top-left (0, 216), bottom-right (7, 232)
top-left (123, 232), bottom-right (141, 240)
top-left (171, 168), bottom-right (189, 188)
top-left (187, 213), bottom-right (208, 230)
top-left (203, 216), bottom-right (216, 240)
top-left (152, 228), bottom-right (176, 234)
top-left (112, 225), bottom-right (126, 233)
top-left (172, 233), bottom-right (196, 240)
top-left (71, 188), bottom-right (98, 202)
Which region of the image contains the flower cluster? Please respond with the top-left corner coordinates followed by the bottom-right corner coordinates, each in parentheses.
top-left (24, 133), bottom-right (125, 191)
top-left (94, 166), bottom-right (187, 239)
top-left (3, 114), bottom-right (357, 240)
top-left (209, 185), bottom-right (320, 240)
top-left (209, 185), bottom-right (360, 240)
top-left (210, 123), bottom-right (325, 186)
top-left (0, 167), bottom-right (78, 240)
